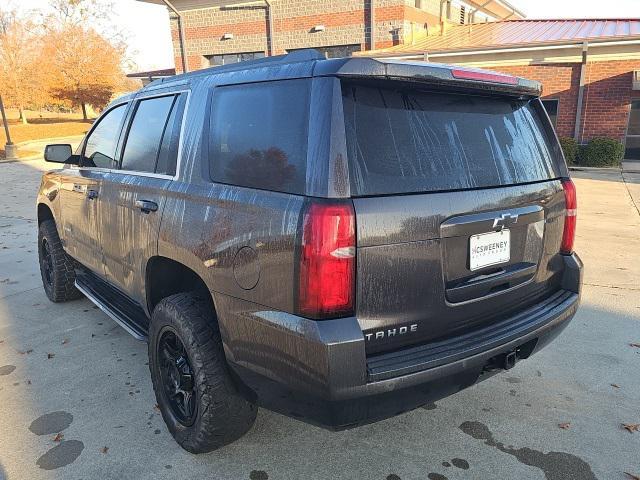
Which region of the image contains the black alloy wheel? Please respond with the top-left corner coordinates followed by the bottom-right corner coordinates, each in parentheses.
top-left (37, 219), bottom-right (83, 302)
top-left (40, 238), bottom-right (53, 287)
top-left (158, 329), bottom-right (197, 426)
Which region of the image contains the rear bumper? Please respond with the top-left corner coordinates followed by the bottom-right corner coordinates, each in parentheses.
top-left (217, 253), bottom-right (582, 429)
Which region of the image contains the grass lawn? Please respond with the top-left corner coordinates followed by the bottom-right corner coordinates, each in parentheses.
top-left (1, 118), bottom-right (92, 159)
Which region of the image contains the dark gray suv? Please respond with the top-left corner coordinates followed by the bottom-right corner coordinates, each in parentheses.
top-left (36, 50), bottom-right (582, 453)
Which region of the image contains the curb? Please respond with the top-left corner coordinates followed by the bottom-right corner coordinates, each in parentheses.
top-left (15, 134), bottom-right (85, 147)
top-left (1, 135), bottom-right (84, 163)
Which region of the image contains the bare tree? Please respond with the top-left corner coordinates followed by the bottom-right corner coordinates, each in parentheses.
top-left (46, 0), bottom-right (115, 28)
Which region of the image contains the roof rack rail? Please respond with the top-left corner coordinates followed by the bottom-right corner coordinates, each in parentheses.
top-left (143, 49), bottom-right (325, 88)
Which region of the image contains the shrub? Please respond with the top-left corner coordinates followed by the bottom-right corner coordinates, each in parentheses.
top-left (580, 137), bottom-right (625, 167)
top-left (559, 137), bottom-right (578, 165)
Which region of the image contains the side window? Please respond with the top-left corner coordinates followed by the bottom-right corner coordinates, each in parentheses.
top-left (156, 94), bottom-right (187, 176)
top-left (209, 79), bottom-right (310, 195)
top-left (121, 95), bottom-right (176, 173)
top-left (82, 104), bottom-right (127, 168)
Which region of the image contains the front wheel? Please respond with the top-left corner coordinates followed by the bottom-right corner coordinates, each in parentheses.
top-left (148, 292), bottom-right (257, 453)
top-left (38, 219), bottom-right (83, 302)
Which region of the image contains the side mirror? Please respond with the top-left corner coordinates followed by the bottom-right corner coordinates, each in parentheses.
top-left (44, 144), bottom-right (74, 164)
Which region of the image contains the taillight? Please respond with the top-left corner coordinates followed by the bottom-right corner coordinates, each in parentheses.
top-left (298, 202), bottom-right (355, 318)
top-left (561, 179), bottom-right (577, 254)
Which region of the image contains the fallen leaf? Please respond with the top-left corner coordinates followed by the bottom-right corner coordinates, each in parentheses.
top-left (610, 383), bottom-right (620, 388)
top-left (47, 353), bottom-right (55, 359)
top-left (53, 433), bottom-right (64, 442)
top-left (558, 423), bottom-right (571, 430)
top-left (622, 423), bottom-right (640, 433)
top-left (624, 473), bottom-right (640, 480)
top-left (631, 343), bottom-right (640, 348)
top-left (61, 339), bottom-right (69, 345)
top-left (153, 404), bottom-right (160, 412)
top-left (100, 446), bottom-right (109, 454)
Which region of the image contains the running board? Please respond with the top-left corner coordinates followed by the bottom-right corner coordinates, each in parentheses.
top-left (75, 273), bottom-right (149, 342)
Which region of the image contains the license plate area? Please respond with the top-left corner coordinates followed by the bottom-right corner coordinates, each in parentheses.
top-left (469, 230), bottom-right (511, 271)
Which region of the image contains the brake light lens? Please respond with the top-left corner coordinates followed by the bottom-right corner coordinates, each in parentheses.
top-left (298, 202), bottom-right (355, 318)
top-left (451, 68), bottom-right (519, 85)
top-left (561, 179), bottom-right (577, 254)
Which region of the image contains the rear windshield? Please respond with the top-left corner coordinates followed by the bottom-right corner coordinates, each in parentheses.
top-left (342, 83), bottom-right (561, 196)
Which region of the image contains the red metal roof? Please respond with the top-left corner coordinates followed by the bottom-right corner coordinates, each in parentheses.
top-left (369, 19), bottom-right (640, 56)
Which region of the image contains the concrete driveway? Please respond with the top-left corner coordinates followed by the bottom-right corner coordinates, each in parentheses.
top-left (0, 159), bottom-right (639, 480)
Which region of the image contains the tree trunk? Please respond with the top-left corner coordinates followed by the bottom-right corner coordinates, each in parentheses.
top-left (81, 103), bottom-right (87, 120)
top-left (19, 107), bottom-right (27, 124)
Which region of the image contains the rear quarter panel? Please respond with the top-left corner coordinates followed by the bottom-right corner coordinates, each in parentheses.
top-left (158, 183), bottom-right (304, 312)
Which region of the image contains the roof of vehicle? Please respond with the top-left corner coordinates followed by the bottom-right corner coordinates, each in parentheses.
top-left (114, 49), bottom-right (541, 105)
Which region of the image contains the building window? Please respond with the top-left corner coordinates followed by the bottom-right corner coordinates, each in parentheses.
top-left (625, 100), bottom-right (640, 160)
top-left (541, 99), bottom-right (559, 129)
top-left (287, 44), bottom-right (361, 59)
top-left (205, 51), bottom-right (266, 67)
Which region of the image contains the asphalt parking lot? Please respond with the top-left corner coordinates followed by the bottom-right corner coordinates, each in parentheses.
top-left (0, 159), bottom-right (639, 480)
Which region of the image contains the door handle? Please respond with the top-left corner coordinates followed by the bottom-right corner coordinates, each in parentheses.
top-left (86, 189), bottom-right (98, 200)
top-left (135, 199), bottom-right (158, 213)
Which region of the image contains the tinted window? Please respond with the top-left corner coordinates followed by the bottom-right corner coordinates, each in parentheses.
top-left (342, 83), bottom-right (561, 196)
top-left (209, 80), bottom-right (310, 194)
top-left (83, 104), bottom-right (127, 168)
top-left (541, 99), bottom-right (558, 129)
top-left (121, 96), bottom-right (175, 173)
top-left (156, 94), bottom-right (186, 176)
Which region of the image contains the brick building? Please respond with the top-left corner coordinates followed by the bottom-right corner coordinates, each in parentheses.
top-left (136, 0), bottom-right (523, 72)
top-left (361, 19), bottom-right (640, 158)
top-left (134, 1), bottom-right (640, 159)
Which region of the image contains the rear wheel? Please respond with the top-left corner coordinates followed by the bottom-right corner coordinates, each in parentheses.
top-left (38, 219), bottom-right (83, 302)
top-left (148, 292), bottom-right (257, 453)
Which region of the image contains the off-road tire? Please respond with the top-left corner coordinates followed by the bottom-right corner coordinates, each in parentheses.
top-left (38, 219), bottom-right (83, 302)
top-left (149, 292), bottom-right (257, 453)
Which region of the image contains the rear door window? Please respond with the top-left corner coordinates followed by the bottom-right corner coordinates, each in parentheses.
top-left (155, 94), bottom-right (187, 176)
top-left (342, 83), bottom-right (561, 196)
top-left (209, 79), bottom-right (310, 195)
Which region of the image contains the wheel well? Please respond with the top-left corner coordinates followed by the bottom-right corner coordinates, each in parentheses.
top-left (37, 203), bottom-right (54, 226)
top-left (145, 257), bottom-right (211, 313)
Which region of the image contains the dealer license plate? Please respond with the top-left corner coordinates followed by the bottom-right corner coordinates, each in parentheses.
top-left (469, 230), bottom-right (511, 271)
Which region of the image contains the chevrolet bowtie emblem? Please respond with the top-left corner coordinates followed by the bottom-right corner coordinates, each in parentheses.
top-left (493, 213), bottom-right (519, 230)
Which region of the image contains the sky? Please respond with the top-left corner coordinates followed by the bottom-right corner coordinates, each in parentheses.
top-left (12, 0), bottom-right (640, 73)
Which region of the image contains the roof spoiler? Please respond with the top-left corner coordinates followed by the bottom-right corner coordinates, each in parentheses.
top-left (315, 57), bottom-right (542, 97)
